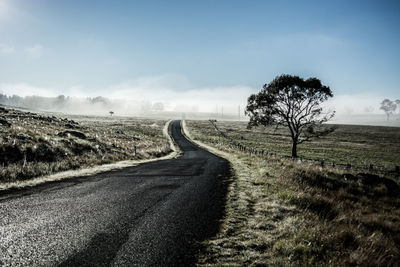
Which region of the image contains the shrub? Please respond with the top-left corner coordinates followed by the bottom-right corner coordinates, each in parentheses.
top-left (0, 144), bottom-right (24, 165)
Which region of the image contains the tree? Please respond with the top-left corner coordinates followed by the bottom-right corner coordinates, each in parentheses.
top-left (152, 102), bottom-right (164, 111)
top-left (246, 74), bottom-right (335, 158)
top-left (395, 99), bottom-right (400, 115)
top-left (109, 111), bottom-right (114, 116)
top-left (90, 96), bottom-right (110, 105)
top-left (380, 99), bottom-right (396, 121)
top-left (54, 95), bottom-right (67, 109)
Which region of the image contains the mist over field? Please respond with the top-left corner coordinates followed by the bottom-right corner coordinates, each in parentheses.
top-left (1, 80), bottom-right (399, 126)
top-left (0, 78), bottom-right (252, 116)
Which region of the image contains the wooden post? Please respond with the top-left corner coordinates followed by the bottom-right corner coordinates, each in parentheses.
top-left (134, 145), bottom-right (137, 157)
top-left (369, 164), bottom-right (373, 171)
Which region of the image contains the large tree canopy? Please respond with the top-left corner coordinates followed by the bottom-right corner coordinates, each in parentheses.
top-left (246, 74), bottom-right (335, 157)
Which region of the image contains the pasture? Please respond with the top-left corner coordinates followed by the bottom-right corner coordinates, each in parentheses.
top-left (0, 107), bottom-right (170, 182)
top-left (186, 120), bottom-right (400, 266)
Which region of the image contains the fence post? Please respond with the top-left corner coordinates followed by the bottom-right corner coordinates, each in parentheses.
top-left (332, 162), bottom-right (335, 167)
top-left (134, 145), bottom-right (137, 157)
top-left (320, 160), bottom-right (325, 167)
top-left (369, 164), bottom-right (373, 171)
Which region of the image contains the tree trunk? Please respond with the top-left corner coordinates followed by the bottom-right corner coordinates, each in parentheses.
top-left (291, 141), bottom-right (297, 158)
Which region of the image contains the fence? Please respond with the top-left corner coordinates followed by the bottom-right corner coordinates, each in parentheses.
top-left (208, 120), bottom-right (400, 177)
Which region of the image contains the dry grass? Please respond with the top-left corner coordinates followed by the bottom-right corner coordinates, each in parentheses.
top-left (205, 120), bottom-right (400, 172)
top-left (0, 107), bottom-right (171, 182)
top-left (186, 120), bottom-right (400, 266)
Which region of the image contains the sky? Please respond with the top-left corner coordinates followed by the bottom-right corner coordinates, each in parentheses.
top-left (0, 0), bottom-right (399, 114)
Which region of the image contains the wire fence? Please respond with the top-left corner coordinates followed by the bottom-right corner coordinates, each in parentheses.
top-left (208, 120), bottom-right (400, 177)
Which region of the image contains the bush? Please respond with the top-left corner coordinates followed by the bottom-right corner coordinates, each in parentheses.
top-left (69, 140), bottom-right (95, 154)
top-left (0, 144), bottom-right (24, 165)
top-left (25, 143), bottom-right (66, 162)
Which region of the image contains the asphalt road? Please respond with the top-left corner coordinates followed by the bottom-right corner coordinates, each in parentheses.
top-left (0, 120), bottom-right (231, 266)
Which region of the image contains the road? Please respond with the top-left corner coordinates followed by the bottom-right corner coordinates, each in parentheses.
top-left (0, 120), bottom-right (230, 266)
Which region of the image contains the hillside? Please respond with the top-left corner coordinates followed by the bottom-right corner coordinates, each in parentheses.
top-left (0, 106), bottom-right (170, 182)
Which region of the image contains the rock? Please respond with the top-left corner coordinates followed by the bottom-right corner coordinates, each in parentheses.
top-left (0, 118), bottom-right (11, 127)
top-left (65, 123), bottom-right (79, 129)
top-left (58, 130), bottom-right (87, 139)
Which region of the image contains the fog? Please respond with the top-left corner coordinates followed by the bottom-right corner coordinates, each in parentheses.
top-left (1, 82), bottom-right (399, 126)
top-left (0, 81), bottom-right (252, 117)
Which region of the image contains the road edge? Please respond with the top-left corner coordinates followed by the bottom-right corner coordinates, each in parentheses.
top-left (181, 120), bottom-right (237, 161)
top-left (181, 120), bottom-right (242, 181)
top-left (181, 121), bottom-right (245, 264)
top-left (0, 120), bottom-right (181, 191)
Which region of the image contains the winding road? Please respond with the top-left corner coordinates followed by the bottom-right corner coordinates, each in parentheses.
top-left (0, 120), bottom-right (231, 266)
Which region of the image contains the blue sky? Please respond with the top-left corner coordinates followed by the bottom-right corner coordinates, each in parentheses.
top-left (0, 0), bottom-right (399, 113)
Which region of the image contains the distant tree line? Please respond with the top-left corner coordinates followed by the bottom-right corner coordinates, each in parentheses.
top-left (380, 99), bottom-right (400, 121)
top-left (0, 94), bottom-right (113, 111)
top-left (0, 94), bottom-right (165, 114)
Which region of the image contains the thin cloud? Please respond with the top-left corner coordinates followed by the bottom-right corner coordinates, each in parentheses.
top-left (24, 44), bottom-right (44, 58)
top-left (0, 44), bottom-right (45, 58)
top-left (0, 82), bottom-right (57, 97)
top-left (0, 43), bottom-right (15, 55)
top-left (0, 0), bottom-right (14, 20)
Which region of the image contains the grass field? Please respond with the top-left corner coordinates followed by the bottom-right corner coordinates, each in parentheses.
top-left (199, 120), bottom-right (400, 173)
top-left (186, 120), bottom-right (400, 266)
top-left (0, 107), bottom-right (170, 182)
